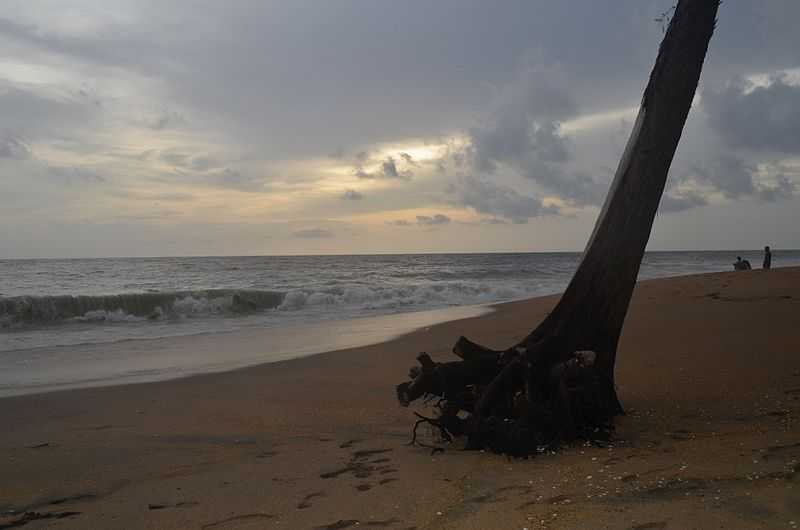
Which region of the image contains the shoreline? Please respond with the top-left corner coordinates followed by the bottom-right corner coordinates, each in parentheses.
top-left (0, 304), bottom-right (493, 398)
top-left (2, 267), bottom-right (800, 529)
top-left (1, 267), bottom-right (787, 400)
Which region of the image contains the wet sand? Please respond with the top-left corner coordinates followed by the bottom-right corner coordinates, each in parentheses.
top-left (2, 267), bottom-right (800, 529)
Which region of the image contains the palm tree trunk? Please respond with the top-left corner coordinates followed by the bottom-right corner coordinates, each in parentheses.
top-left (398, 0), bottom-right (721, 454)
top-left (521, 0), bottom-right (721, 414)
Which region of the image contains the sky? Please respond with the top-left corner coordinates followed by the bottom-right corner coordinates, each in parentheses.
top-left (1, 1), bottom-right (799, 258)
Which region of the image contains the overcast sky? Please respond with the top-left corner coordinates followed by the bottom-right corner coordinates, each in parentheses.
top-left (1, 1), bottom-right (798, 258)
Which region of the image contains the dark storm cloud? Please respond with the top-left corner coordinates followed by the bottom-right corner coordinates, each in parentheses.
top-left (704, 75), bottom-right (800, 154)
top-left (292, 228), bottom-right (333, 239)
top-left (451, 176), bottom-right (558, 224)
top-left (416, 214), bottom-right (451, 226)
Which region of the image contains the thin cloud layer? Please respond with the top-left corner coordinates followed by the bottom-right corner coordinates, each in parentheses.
top-left (292, 228), bottom-right (333, 239)
top-left (0, 1), bottom-right (799, 256)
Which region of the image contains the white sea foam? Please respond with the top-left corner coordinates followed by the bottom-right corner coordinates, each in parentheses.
top-left (3, 251), bottom-right (799, 352)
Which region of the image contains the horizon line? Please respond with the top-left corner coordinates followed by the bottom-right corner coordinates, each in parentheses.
top-left (1, 248), bottom-right (795, 261)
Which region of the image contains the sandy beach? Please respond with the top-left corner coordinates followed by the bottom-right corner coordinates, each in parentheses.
top-left (2, 267), bottom-right (800, 530)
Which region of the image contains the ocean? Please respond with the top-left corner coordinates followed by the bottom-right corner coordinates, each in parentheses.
top-left (2, 250), bottom-right (797, 396)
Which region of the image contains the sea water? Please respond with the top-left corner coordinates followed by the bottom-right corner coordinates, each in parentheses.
top-left (1, 251), bottom-right (797, 395)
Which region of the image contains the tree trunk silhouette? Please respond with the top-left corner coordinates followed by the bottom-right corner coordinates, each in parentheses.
top-left (397, 0), bottom-right (720, 455)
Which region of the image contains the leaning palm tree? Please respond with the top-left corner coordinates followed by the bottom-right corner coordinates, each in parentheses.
top-left (397, 0), bottom-right (721, 455)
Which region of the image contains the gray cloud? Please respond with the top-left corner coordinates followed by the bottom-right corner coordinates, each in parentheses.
top-left (0, 136), bottom-right (29, 159)
top-left (341, 189), bottom-right (363, 201)
top-left (149, 111), bottom-right (187, 131)
top-left (292, 228), bottom-right (333, 239)
top-left (704, 75), bottom-right (800, 153)
top-left (451, 176), bottom-right (558, 224)
top-left (382, 157), bottom-right (401, 178)
top-left (658, 191), bottom-right (708, 213)
top-left (190, 156), bottom-right (217, 171)
top-left (155, 149), bottom-right (259, 191)
top-left (469, 66), bottom-right (575, 178)
top-left (159, 150), bottom-right (190, 167)
top-left (1, 1), bottom-right (800, 255)
top-left (697, 156), bottom-right (756, 199)
top-left (458, 64), bottom-right (610, 207)
top-left (757, 173), bottom-right (795, 203)
top-left (159, 150), bottom-right (220, 172)
top-left (355, 155), bottom-right (412, 180)
top-left (0, 85), bottom-right (98, 139)
top-left (672, 155), bottom-right (796, 206)
top-left (48, 166), bottom-right (107, 184)
top-left (399, 152), bottom-right (416, 166)
top-left (416, 214), bottom-right (451, 226)
top-left (202, 168), bottom-right (266, 192)
top-left (110, 190), bottom-right (194, 202)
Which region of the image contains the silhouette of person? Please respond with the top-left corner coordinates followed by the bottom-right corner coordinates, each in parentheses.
top-left (733, 256), bottom-right (752, 271)
top-left (763, 245), bottom-right (772, 269)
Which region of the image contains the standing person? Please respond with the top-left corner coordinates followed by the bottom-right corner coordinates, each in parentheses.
top-left (763, 245), bottom-right (772, 269)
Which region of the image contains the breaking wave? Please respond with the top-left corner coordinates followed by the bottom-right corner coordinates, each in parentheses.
top-left (0, 281), bottom-right (533, 329)
top-left (0, 289), bottom-right (285, 328)
top-left (276, 282), bottom-right (530, 312)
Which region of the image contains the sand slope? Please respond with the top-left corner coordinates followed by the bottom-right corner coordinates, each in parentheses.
top-left (2, 268), bottom-right (799, 529)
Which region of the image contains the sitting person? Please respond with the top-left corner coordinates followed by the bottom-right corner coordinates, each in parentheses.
top-left (733, 256), bottom-right (752, 271)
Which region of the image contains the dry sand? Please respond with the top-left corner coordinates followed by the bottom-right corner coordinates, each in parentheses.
top-left (2, 267), bottom-right (800, 530)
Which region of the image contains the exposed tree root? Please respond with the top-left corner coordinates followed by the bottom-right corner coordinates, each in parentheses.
top-left (398, 336), bottom-right (615, 456)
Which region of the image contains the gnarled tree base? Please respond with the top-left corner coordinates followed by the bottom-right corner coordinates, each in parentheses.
top-left (397, 335), bottom-right (618, 456)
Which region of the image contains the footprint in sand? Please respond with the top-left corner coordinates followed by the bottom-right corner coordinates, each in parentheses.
top-left (319, 448), bottom-right (394, 480)
top-left (297, 491), bottom-right (325, 509)
top-left (316, 517), bottom-right (401, 529)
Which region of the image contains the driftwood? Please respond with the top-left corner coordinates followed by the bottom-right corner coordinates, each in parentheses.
top-left (397, 0), bottom-right (720, 455)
